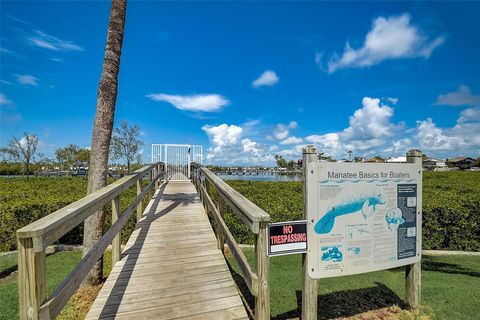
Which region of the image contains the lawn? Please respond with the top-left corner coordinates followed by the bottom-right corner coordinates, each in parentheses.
top-left (0, 250), bottom-right (112, 320)
top-left (1, 247), bottom-right (478, 319)
top-left (226, 249), bottom-right (480, 320)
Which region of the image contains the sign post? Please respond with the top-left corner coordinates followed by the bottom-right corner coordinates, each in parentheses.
top-left (302, 147), bottom-right (423, 316)
top-left (405, 149), bottom-right (422, 308)
top-left (302, 145), bottom-right (318, 320)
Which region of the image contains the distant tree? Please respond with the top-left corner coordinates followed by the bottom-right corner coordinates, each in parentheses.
top-left (75, 148), bottom-right (91, 169)
top-left (55, 144), bottom-right (91, 170)
top-left (287, 160), bottom-right (296, 170)
top-left (348, 150), bottom-right (353, 161)
top-left (0, 133), bottom-right (39, 177)
top-left (110, 120), bottom-right (144, 174)
top-left (275, 155), bottom-right (288, 168)
top-left (83, 0), bottom-right (127, 287)
top-left (318, 152), bottom-right (334, 162)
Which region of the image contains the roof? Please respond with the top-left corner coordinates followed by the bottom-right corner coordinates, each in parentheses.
top-left (423, 158), bottom-right (445, 163)
top-left (449, 156), bottom-right (474, 162)
top-left (386, 156), bottom-right (406, 163)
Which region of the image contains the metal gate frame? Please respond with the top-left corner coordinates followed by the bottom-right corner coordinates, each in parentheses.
top-left (151, 144), bottom-right (203, 181)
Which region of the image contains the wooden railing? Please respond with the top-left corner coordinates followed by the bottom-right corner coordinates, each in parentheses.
top-left (191, 163), bottom-right (271, 320)
top-left (16, 163), bottom-right (165, 320)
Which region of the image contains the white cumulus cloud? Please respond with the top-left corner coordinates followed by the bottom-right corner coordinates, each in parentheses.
top-left (28, 30), bottom-right (84, 51)
top-left (272, 121), bottom-right (298, 140)
top-left (146, 93), bottom-right (229, 112)
top-left (305, 97), bottom-right (402, 157)
top-left (15, 74), bottom-right (38, 86)
top-left (0, 93), bottom-right (14, 106)
top-left (342, 97), bottom-right (399, 141)
top-left (201, 123), bottom-right (276, 165)
top-left (202, 124), bottom-right (243, 152)
top-left (252, 70), bottom-right (279, 88)
top-left (280, 136), bottom-right (303, 145)
top-left (435, 85), bottom-right (480, 107)
top-left (322, 13), bottom-right (444, 73)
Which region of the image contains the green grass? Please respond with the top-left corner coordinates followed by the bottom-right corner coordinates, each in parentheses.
top-left (0, 250), bottom-right (113, 320)
top-left (0, 253), bottom-right (17, 277)
top-left (227, 249), bottom-right (480, 319)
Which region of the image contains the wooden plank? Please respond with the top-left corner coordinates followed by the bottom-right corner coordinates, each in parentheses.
top-left (200, 184), bottom-right (258, 296)
top-left (111, 196), bottom-right (121, 265)
top-left (102, 264), bottom-right (229, 283)
top-left (109, 257), bottom-right (226, 275)
top-left (95, 274), bottom-right (234, 299)
top-left (96, 296), bottom-right (244, 320)
top-left (87, 285), bottom-right (240, 318)
top-left (177, 307), bottom-right (248, 320)
top-left (121, 240), bottom-right (217, 254)
top-left (92, 280), bottom-right (235, 305)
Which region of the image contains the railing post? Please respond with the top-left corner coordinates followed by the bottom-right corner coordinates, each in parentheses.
top-left (302, 145), bottom-right (318, 320)
top-left (18, 237), bottom-right (47, 320)
top-left (406, 149), bottom-right (422, 308)
top-left (217, 197), bottom-right (225, 253)
top-left (136, 180), bottom-right (142, 221)
top-left (111, 195), bottom-right (121, 265)
top-left (155, 164), bottom-right (160, 189)
top-left (255, 222), bottom-right (270, 320)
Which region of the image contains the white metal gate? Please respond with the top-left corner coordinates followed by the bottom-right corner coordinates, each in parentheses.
top-left (151, 144), bottom-right (202, 181)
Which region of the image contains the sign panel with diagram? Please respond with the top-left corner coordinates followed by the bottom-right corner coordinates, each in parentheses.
top-left (306, 162), bottom-right (422, 279)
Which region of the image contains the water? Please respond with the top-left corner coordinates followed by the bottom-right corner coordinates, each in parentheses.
top-left (217, 173), bottom-right (302, 182)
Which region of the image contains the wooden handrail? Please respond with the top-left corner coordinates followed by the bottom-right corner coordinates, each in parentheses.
top-left (17, 163), bottom-right (162, 252)
top-left (191, 163), bottom-right (270, 320)
top-left (17, 162), bottom-right (164, 320)
top-left (192, 162), bottom-right (270, 233)
top-left (199, 183), bottom-right (258, 296)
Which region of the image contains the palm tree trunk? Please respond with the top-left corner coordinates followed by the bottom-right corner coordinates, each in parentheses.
top-left (82, 0), bottom-right (127, 286)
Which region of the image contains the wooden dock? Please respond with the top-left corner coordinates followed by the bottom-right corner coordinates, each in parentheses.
top-left (86, 181), bottom-right (248, 319)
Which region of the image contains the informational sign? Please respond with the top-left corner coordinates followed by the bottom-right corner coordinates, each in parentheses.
top-left (306, 162), bottom-right (422, 279)
top-left (267, 221), bottom-right (308, 257)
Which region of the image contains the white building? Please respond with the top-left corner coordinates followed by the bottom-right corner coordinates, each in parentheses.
top-left (423, 158), bottom-right (447, 170)
top-left (386, 156), bottom-right (406, 163)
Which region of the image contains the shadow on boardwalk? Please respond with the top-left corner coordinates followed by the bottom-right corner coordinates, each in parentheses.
top-left (97, 184), bottom-right (178, 318)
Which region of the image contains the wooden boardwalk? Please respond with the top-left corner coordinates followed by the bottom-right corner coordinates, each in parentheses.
top-left (86, 181), bottom-right (248, 320)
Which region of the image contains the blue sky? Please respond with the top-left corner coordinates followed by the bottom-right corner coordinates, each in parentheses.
top-left (1, 1), bottom-right (479, 165)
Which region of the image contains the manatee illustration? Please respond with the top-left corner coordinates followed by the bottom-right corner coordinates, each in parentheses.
top-left (314, 191), bottom-right (386, 234)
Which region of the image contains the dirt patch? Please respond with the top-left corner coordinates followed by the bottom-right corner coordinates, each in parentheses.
top-left (57, 283), bottom-right (103, 320)
top-left (340, 305), bottom-right (429, 320)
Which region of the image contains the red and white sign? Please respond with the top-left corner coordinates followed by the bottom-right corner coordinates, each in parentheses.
top-left (267, 221), bottom-right (308, 257)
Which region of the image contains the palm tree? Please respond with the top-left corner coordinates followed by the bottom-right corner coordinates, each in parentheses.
top-left (82, 0), bottom-right (127, 286)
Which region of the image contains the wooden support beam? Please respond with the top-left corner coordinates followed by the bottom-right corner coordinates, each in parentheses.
top-left (112, 195), bottom-right (121, 265)
top-left (217, 197), bottom-right (225, 253)
top-left (254, 222), bottom-right (270, 320)
top-left (302, 145), bottom-right (318, 320)
top-left (406, 149), bottom-right (422, 308)
top-left (136, 180), bottom-right (142, 221)
top-left (18, 237), bottom-right (47, 320)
